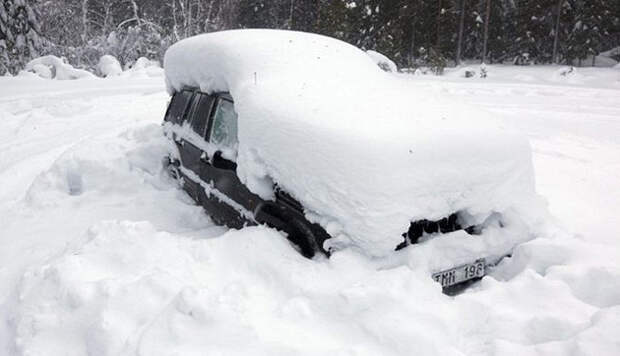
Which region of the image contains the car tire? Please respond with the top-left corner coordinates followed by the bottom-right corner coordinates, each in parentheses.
top-left (285, 217), bottom-right (321, 259)
top-left (254, 202), bottom-right (324, 259)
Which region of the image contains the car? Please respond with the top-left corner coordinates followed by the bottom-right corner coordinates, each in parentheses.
top-left (162, 29), bottom-right (541, 290)
top-left (162, 88), bottom-right (330, 258)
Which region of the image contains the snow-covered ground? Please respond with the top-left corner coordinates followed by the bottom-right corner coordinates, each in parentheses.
top-left (0, 65), bottom-right (619, 355)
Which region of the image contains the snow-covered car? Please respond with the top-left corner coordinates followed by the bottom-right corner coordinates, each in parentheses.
top-left (162, 30), bottom-right (541, 289)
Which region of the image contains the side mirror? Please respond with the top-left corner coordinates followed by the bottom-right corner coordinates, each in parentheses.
top-left (211, 150), bottom-right (237, 171)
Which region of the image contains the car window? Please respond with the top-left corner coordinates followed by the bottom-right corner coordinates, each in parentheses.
top-left (188, 93), bottom-right (214, 137)
top-left (209, 98), bottom-right (238, 150)
top-left (165, 90), bottom-right (193, 124)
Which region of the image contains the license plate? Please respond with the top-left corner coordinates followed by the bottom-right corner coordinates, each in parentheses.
top-left (432, 259), bottom-right (485, 288)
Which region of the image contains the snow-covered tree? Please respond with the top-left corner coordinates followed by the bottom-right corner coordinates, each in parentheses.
top-left (2, 0), bottom-right (615, 73)
top-left (0, 0), bottom-right (44, 74)
top-left (565, 0), bottom-right (608, 66)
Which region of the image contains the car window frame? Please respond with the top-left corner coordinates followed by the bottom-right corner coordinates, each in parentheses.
top-left (164, 89), bottom-right (194, 125)
top-left (185, 91), bottom-right (215, 138)
top-left (206, 95), bottom-right (238, 150)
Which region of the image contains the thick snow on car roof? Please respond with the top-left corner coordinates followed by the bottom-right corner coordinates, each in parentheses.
top-left (164, 29), bottom-right (538, 257)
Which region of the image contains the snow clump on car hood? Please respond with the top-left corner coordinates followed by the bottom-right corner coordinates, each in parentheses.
top-left (164, 29), bottom-right (540, 257)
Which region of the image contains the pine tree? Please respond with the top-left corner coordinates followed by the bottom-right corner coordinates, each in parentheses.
top-left (317, 0), bottom-right (351, 40)
top-left (440, 0), bottom-right (460, 63)
top-left (0, 0), bottom-right (44, 74)
top-left (455, 0), bottom-right (465, 65)
top-left (396, 0), bottom-right (440, 67)
top-left (237, 0), bottom-right (283, 29)
top-left (289, 0), bottom-right (319, 32)
top-left (513, 0), bottom-right (556, 64)
top-left (3, 0), bottom-right (616, 73)
top-left (602, 0), bottom-right (620, 62)
top-left (481, 0), bottom-right (490, 63)
top-left (575, 0), bottom-right (607, 66)
top-left (460, 0), bottom-right (484, 62)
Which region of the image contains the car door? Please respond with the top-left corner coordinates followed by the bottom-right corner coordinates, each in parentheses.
top-left (200, 94), bottom-right (264, 228)
top-left (164, 89), bottom-right (194, 160)
top-left (176, 91), bottom-right (212, 202)
top-left (163, 89), bottom-right (193, 175)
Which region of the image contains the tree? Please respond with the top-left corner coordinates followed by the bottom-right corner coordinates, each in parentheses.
top-left (0, 0), bottom-right (44, 74)
top-left (513, 0), bottom-right (556, 64)
top-left (3, 0), bottom-right (616, 74)
top-left (237, 0), bottom-right (282, 29)
top-left (551, 0), bottom-right (562, 63)
top-left (481, 0), bottom-right (490, 63)
top-left (396, 0), bottom-right (440, 67)
top-left (455, 0), bottom-right (465, 65)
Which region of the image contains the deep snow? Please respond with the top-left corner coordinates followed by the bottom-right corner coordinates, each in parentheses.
top-left (0, 65), bottom-right (619, 355)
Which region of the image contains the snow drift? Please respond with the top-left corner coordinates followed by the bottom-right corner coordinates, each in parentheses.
top-left (164, 29), bottom-right (541, 257)
top-left (24, 55), bottom-right (95, 80)
top-left (97, 55), bottom-right (122, 77)
top-left (123, 57), bottom-right (164, 78)
top-left (366, 49), bottom-right (398, 72)
top-left (2, 62), bottom-right (620, 356)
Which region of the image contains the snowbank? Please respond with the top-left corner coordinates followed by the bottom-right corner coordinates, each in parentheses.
top-left (24, 55), bottom-right (95, 80)
top-left (131, 57), bottom-right (160, 70)
top-left (437, 64), bottom-right (620, 88)
top-left (2, 66), bottom-right (620, 356)
top-left (551, 66), bottom-right (586, 84)
top-left (97, 55), bottom-right (122, 77)
top-left (448, 65), bottom-right (489, 79)
top-left (366, 49), bottom-right (398, 72)
top-left (580, 46), bottom-right (620, 67)
top-left (164, 29), bottom-right (540, 257)
top-left (123, 57), bottom-right (163, 78)
top-left (30, 63), bottom-right (52, 79)
top-left (10, 219), bottom-right (620, 356)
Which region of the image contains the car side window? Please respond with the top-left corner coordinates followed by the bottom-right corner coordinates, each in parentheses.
top-left (209, 97), bottom-right (238, 150)
top-left (188, 93), bottom-right (214, 137)
top-left (165, 90), bottom-right (193, 125)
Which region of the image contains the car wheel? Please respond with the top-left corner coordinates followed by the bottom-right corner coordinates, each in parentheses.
top-left (254, 202), bottom-right (323, 259)
top-left (286, 218), bottom-right (321, 259)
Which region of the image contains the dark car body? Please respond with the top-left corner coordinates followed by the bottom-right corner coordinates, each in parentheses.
top-left (162, 88), bottom-right (331, 258)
